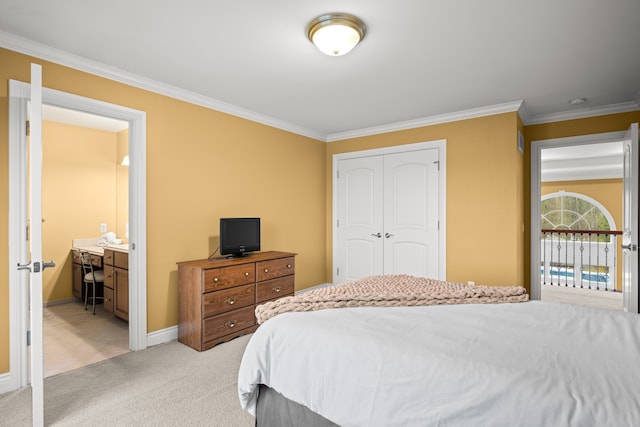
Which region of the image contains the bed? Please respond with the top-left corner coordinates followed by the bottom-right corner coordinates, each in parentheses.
top-left (237, 276), bottom-right (640, 426)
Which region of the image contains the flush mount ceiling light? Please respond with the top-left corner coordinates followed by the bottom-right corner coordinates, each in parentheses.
top-left (569, 97), bottom-right (587, 106)
top-left (306, 13), bottom-right (366, 56)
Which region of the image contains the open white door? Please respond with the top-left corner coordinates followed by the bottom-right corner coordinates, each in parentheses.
top-left (622, 123), bottom-right (639, 313)
top-left (18, 63), bottom-right (55, 427)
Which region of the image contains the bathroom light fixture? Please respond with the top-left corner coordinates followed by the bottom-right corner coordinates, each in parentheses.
top-left (569, 97), bottom-right (587, 106)
top-left (121, 155), bottom-right (129, 166)
top-left (306, 13), bottom-right (366, 56)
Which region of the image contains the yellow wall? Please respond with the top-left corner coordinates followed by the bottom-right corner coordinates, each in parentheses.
top-left (0, 48), bottom-right (327, 373)
top-left (541, 179), bottom-right (623, 290)
top-left (116, 129), bottom-right (129, 241)
top-left (522, 111), bottom-right (640, 292)
top-left (42, 121), bottom-right (118, 302)
top-left (325, 112), bottom-right (524, 287)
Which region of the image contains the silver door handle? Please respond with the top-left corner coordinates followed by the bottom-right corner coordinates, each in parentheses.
top-left (621, 244), bottom-right (638, 251)
top-left (42, 260), bottom-right (56, 271)
top-left (17, 262), bottom-right (31, 272)
top-left (370, 233), bottom-right (382, 238)
top-left (385, 233), bottom-right (394, 238)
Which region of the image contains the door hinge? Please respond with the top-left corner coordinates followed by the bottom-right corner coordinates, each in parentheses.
top-left (336, 267), bottom-right (340, 276)
top-left (337, 170), bottom-right (339, 179)
top-left (26, 120), bottom-right (30, 137)
top-left (27, 330), bottom-right (31, 346)
top-left (337, 219), bottom-right (339, 228)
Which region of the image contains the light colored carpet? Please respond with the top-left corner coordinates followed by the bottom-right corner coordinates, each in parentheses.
top-left (0, 335), bottom-right (255, 426)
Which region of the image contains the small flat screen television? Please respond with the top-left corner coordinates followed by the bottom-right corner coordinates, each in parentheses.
top-left (219, 217), bottom-right (261, 258)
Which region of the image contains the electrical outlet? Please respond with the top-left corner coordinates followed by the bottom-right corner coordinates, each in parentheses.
top-left (100, 223), bottom-right (107, 233)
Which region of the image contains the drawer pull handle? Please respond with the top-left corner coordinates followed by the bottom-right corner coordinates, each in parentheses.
top-left (226, 320), bottom-right (237, 328)
top-left (213, 277), bottom-right (219, 282)
top-left (264, 269), bottom-right (269, 273)
top-left (287, 264), bottom-right (292, 268)
top-left (244, 272), bottom-right (249, 277)
top-left (226, 297), bottom-right (236, 305)
top-left (273, 287), bottom-right (281, 293)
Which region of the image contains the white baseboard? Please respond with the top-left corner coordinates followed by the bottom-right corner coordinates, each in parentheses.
top-left (0, 372), bottom-right (18, 395)
top-left (146, 325), bottom-right (178, 347)
top-left (295, 282), bottom-right (332, 295)
top-left (44, 298), bottom-right (75, 307)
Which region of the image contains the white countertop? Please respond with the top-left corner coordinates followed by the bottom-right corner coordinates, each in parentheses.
top-left (72, 238), bottom-right (129, 255)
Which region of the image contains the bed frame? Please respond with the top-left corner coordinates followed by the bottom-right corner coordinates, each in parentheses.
top-left (256, 385), bottom-right (338, 427)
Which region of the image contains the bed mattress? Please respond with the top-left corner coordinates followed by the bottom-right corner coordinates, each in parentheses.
top-left (238, 301), bottom-right (640, 426)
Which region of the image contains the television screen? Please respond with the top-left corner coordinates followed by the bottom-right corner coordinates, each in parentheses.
top-left (219, 218), bottom-right (260, 257)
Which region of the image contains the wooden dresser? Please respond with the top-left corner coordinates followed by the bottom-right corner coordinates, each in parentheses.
top-left (177, 250), bottom-right (296, 351)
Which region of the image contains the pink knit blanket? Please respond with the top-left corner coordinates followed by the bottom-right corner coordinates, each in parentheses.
top-left (255, 274), bottom-right (529, 324)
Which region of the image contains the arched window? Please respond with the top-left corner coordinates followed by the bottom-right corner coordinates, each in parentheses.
top-left (541, 191), bottom-right (616, 239)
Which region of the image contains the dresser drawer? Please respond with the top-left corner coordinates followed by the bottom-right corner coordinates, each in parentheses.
top-left (203, 264), bottom-right (255, 292)
top-left (104, 249), bottom-right (114, 266)
top-left (104, 286), bottom-right (114, 314)
top-left (256, 275), bottom-right (294, 303)
top-left (256, 257), bottom-right (295, 282)
top-left (73, 250), bottom-right (102, 268)
top-left (202, 306), bottom-right (255, 343)
top-left (114, 251), bottom-right (128, 269)
top-left (203, 284), bottom-right (255, 317)
top-left (104, 265), bottom-right (115, 288)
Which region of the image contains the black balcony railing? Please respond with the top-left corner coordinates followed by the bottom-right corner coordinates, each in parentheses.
top-left (540, 229), bottom-right (622, 291)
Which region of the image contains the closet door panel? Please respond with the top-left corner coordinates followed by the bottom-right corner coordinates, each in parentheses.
top-left (336, 156), bottom-right (384, 283)
top-left (383, 149), bottom-right (439, 278)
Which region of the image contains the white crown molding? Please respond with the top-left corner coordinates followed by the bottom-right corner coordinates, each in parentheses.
top-left (3, 30), bottom-right (639, 143)
top-left (0, 30), bottom-right (326, 142)
top-left (327, 100), bottom-right (525, 142)
top-left (526, 100), bottom-right (640, 126)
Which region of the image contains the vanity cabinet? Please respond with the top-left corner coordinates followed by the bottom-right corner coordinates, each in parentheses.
top-left (104, 249), bottom-right (129, 321)
top-left (177, 251), bottom-right (296, 351)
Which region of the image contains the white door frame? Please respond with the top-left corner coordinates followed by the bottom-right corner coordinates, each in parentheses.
top-left (332, 140), bottom-right (447, 284)
top-left (530, 130), bottom-right (625, 301)
top-left (6, 80), bottom-right (147, 391)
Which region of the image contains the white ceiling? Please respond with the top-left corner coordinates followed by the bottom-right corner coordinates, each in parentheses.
top-left (1, 0), bottom-right (639, 141)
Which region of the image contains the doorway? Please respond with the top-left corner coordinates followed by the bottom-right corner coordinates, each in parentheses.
top-left (42, 105), bottom-right (130, 376)
top-left (530, 130), bottom-right (635, 311)
top-left (7, 80), bottom-right (148, 391)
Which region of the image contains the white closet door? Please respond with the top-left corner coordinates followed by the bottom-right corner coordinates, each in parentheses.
top-left (336, 156), bottom-right (384, 282)
top-left (335, 148), bottom-right (440, 284)
top-left (383, 149), bottom-right (439, 278)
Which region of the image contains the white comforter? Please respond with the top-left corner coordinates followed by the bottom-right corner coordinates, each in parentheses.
top-left (238, 301), bottom-right (640, 426)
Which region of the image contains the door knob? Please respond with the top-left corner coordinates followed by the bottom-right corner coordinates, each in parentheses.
top-left (371, 232), bottom-right (382, 238)
top-left (385, 233), bottom-right (394, 238)
top-left (42, 260), bottom-right (56, 271)
top-left (621, 244), bottom-right (638, 251)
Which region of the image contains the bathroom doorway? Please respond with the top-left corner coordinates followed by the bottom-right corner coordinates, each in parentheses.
top-left (42, 105), bottom-right (130, 376)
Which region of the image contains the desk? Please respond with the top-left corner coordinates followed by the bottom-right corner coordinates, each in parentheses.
top-left (72, 239), bottom-right (129, 321)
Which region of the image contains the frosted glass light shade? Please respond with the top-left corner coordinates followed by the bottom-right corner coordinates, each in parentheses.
top-left (306, 13), bottom-right (366, 56)
top-left (121, 155), bottom-right (129, 166)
